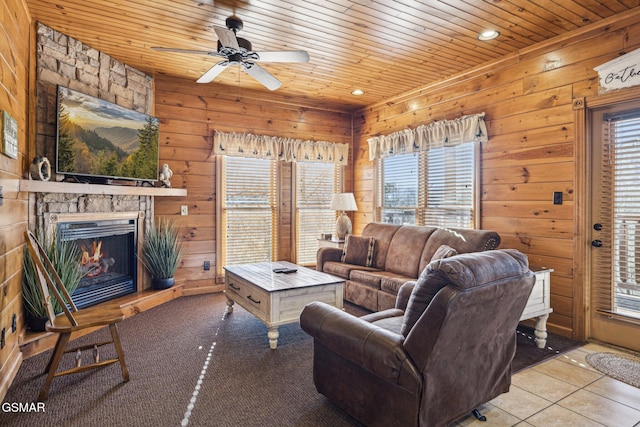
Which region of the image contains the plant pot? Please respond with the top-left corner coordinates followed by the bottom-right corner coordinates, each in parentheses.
top-left (152, 277), bottom-right (175, 290)
top-left (26, 314), bottom-right (49, 332)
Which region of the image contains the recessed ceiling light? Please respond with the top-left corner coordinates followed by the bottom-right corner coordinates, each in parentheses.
top-left (351, 89), bottom-right (365, 96)
top-left (478, 30), bottom-right (500, 41)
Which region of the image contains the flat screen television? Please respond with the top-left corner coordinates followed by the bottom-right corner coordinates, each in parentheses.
top-left (56, 85), bottom-right (159, 183)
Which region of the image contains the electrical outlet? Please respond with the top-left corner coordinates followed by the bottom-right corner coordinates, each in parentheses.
top-left (204, 261), bottom-right (210, 271)
top-left (181, 205), bottom-right (188, 215)
top-left (553, 192), bottom-right (563, 205)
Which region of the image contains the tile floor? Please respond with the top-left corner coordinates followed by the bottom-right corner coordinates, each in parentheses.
top-left (454, 343), bottom-right (640, 426)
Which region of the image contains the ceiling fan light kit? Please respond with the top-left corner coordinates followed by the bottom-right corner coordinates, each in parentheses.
top-left (152, 15), bottom-right (309, 91)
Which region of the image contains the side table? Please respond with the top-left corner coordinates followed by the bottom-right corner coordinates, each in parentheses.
top-left (317, 238), bottom-right (345, 249)
top-left (521, 267), bottom-right (554, 348)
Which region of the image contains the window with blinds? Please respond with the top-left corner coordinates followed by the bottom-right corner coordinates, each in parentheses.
top-left (220, 156), bottom-right (278, 267)
top-left (594, 109), bottom-right (640, 320)
top-left (424, 144), bottom-right (475, 228)
top-left (377, 154), bottom-right (419, 225)
top-left (295, 162), bottom-right (341, 265)
top-left (376, 142), bottom-right (476, 228)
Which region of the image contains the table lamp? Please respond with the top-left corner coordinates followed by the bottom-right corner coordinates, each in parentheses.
top-left (330, 193), bottom-right (358, 239)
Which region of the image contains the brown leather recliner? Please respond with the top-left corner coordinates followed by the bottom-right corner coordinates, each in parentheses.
top-left (300, 249), bottom-right (535, 427)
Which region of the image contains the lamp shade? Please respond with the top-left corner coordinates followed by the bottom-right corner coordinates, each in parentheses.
top-left (330, 193), bottom-right (358, 212)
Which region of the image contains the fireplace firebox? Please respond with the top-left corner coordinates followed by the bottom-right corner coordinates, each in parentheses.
top-left (57, 218), bottom-right (138, 308)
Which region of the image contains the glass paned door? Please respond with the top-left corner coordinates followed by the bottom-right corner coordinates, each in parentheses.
top-left (590, 100), bottom-right (640, 351)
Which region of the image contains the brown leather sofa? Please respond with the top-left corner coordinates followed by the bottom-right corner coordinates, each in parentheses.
top-left (301, 249), bottom-right (535, 427)
top-left (316, 222), bottom-right (500, 311)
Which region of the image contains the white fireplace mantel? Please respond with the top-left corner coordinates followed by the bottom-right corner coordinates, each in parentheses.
top-left (19, 179), bottom-right (187, 197)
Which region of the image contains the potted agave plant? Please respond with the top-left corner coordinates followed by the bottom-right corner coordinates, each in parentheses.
top-left (140, 218), bottom-right (184, 290)
top-left (22, 232), bottom-right (85, 332)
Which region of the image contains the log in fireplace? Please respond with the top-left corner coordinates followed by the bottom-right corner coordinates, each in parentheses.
top-left (57, 218), bottom-right (138, 308)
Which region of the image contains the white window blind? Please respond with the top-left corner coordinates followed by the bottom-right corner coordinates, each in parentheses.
top-left (594, 110), bottom-right (640, 320)
top-left (221, 156), bottom-right (277, 266)
top-left (376, 142), bottom-right (476, 228)
top-left (424, 144), bottom-right (475, 228)
top-left (296, 162), bottom-right (341, 265)
top-left (377, 154), bottom-right (419, 225)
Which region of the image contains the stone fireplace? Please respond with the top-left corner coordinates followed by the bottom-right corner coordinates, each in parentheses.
top-left (24, 23), bottom-right (185, 308)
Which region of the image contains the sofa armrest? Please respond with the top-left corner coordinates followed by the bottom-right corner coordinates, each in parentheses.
top-left (300, 301), bottom-right (416, 384)
top-left (316, 247), bottom-right (343, 271)
top-left (395, 281), bottom-right (416, 311)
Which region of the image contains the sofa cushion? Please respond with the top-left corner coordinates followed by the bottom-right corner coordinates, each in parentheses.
top-left (361, 223), bottom-right (402, 269)
top-left (323, 261), bottom-right (379, 279)
top-left (341, 235), bottom-right (376, 267)
top-left (369, 316), bottom-right (404, 335)
top-left (430, 244), bottom-right (458, 262)
top-left (380, 275), bottom-right (414, 295)
top-left (349, 270), bottom-right (388, 289)
top-left (384, 225), bottom-right (436, 278)
top-left (418, 227), bottom-right (501, 273)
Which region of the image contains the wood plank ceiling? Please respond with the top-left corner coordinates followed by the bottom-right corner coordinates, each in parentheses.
top-left (26, 0), bottom-right (640, 112)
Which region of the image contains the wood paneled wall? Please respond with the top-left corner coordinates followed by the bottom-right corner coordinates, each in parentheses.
top-left (153, 75), bottom-right (352, 294)
top-left (0, 0), bottom-right (32, 400)
top-left (352, 9), bottom-right (640, 339)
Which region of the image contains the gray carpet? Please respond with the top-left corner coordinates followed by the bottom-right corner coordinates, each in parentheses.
top-left (586, 352), bottom-right (640, 388)
top-left (0, 293), bottom-right (360, 427)
top-left (1, 293), bottom-right (579, 426)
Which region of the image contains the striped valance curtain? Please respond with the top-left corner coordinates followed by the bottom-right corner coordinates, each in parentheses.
top-left (367, 113), bottom-right (488, 160)
top-left (213, 130), bottom-right (349, 165)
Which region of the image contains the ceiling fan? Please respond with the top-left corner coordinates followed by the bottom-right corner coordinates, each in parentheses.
top-left (151, 15), bottom-right (309, 91)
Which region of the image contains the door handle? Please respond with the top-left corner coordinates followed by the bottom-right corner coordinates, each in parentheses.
top-left (592, 239), bottom-right (603, 247)
top-left (593, 223), bottom-right (603, 231)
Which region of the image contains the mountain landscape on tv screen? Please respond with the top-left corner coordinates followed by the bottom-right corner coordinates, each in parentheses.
top-left (94, 126), bottom-right (141, 152)
top-left (56, 86), bottom-right (159, 181)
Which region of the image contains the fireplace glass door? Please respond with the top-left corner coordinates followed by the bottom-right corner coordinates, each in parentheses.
top-left (58, 219), bottom-right (137, 308)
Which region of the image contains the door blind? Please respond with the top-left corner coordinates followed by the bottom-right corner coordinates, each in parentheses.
top-left (296, 162), bottom-right (341, 265)
top-left (221, 156), bottom-right (278, 266)
top-left (594, 110), bottom-right (640, 319)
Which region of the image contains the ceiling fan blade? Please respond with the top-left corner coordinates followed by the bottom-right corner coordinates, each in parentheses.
top-left (197, 62), bottom-right (229, 83)
top-left (255, 50), bottom-right (310, 63)
top-left (151, 47), bottom-right (222, 57)
top-left (214, 26), bottom-right (239, 50)
top-left (242, 62), bottom-right (282, 91)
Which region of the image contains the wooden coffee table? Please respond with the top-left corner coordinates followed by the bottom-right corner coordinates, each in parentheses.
top-left (224, 261), bottom-right (344, 349)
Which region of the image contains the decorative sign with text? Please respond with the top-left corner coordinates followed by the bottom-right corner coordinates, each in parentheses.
top-left (1, 110), bottom-right (18, 159)
top-left (594, 47), bottom-right (640, 92)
